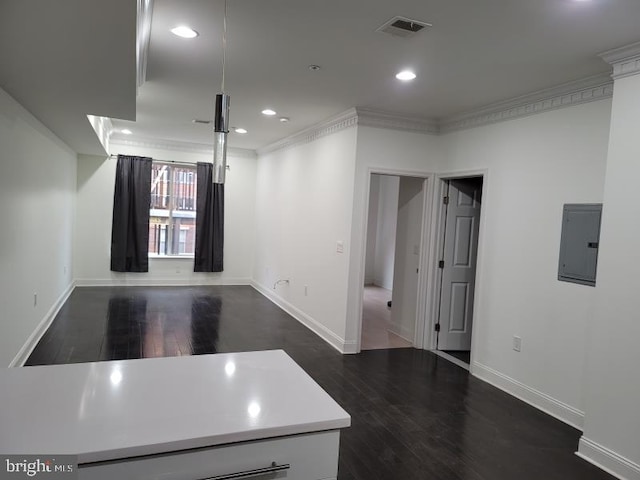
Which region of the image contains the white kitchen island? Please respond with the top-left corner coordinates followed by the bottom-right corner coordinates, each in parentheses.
top-left (0, 350), bottom-right (351, 479)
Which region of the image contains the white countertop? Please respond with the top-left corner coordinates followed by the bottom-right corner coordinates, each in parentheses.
top-left (0, 350), bottom-right (350, 464)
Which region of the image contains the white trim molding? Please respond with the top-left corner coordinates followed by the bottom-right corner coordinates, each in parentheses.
top-left (113, 70), bottom-right (618, 157)
top-left (599, 41), bottom-right (640, 80)
top-left (472, 361), bottom-right (585, 430)
top-left (251, 281), bottom-right (348, 354)
top-left (577, 437), bottom-right (640, 480)
top-left (257, 108), bottom-right (358, 156)
top-left (74, 278), bottom-right (252, 287)
top-left (10, 282), bottom-right (76, 367)
top-left (439, 73), bottom-right (614, 133)
top-left (356, 108), bottom-right (439, 134)
top-left (110, 135), bottom-right (256, 159)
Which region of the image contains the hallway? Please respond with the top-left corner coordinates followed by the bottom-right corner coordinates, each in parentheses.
top-left (361, 286), bottom-right (413, 350)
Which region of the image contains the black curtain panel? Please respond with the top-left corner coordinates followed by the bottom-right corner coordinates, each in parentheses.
top-left (110, 155), bottom-right (152, 272)
top-left (194, 162), bottom-right (224, 272)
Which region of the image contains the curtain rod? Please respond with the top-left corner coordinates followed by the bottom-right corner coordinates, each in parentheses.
top-left (108, 154), bottom-right (230, 169)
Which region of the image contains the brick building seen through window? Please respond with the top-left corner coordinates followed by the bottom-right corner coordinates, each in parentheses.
top-left (148, 162), bottom-right (197, 256)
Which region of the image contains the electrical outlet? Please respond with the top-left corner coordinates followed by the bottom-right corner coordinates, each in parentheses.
top-left (336, 241), bottom-right (344, 254)
top-left (513, 335), bottom-right (522, 352)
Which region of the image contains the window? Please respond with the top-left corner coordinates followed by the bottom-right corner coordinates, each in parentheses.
top-left (148, 162), bottom-right (197, 257)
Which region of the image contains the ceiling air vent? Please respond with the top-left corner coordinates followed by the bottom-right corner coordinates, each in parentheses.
top-left (192, 119), bottom-right (212, 125)
top-left (376, 16), bottom-right (432, 38)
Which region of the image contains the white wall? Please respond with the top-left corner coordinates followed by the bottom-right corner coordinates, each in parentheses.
top-left (579, 73), bottom-right (640, 478)
top-left (74, 143), bottom-right (257, 285)
top-left (345, 126), bottom-right (444, 350)
top-left (442, 99), bottom-right (612, 427)
top-left (0, 87), bottom-right (76, 367)
top-left (390, 176), bottom-right (424, 341)
top-left (364, 173), bottom-right (400, 289)
top-left (363, 174), bottom-right (379, 284)
top-left (253, 127), bottom-right (358, 350)
top-left (372, 175), bottom-right (399, 290)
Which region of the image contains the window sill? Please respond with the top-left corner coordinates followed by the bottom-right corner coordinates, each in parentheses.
top-left (149, 255), bottom-right (194, 260)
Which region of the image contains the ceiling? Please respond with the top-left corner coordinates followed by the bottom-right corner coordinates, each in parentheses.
top-left (0, 0), bottom-right (136, 155)
top-left (2, 0), bottom-right (640, 154)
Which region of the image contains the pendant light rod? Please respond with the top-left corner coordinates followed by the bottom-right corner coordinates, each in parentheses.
top-left (221, 0), bottom-right (228, 93)
top-left (212, 0), bottom-right (230, 184)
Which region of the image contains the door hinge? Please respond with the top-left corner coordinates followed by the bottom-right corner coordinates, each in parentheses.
top-left (438, 260), bottom-right (445, 269)
top-left (443, 196), bottom-right (449, 205)
top-left (435, 323), bottom-right (441, 332)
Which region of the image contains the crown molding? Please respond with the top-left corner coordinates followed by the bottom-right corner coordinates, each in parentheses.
top-left (110, 135), bottom-right (256, 159)
top-left (110, 71), bottom-right (619, 156)
top-left (439, 73), bottom-right (613, 133)
top-left (599, 41), bottom-right (640, 80)
top-left (257, 108), bottom-right (358, 156)
top-left (356, 108), bottom-right (439, 134)
top-left (256, 107), bottom-right (438, 156)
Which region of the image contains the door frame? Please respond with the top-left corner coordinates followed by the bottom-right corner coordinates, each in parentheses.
top-left (424, 169), bottom-right (489, 371)
top-left (354, 167), bottom-right (435, 353)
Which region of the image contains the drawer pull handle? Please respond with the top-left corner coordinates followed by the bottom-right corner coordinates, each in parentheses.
top-left (204, 461), bottom-right (290, 480)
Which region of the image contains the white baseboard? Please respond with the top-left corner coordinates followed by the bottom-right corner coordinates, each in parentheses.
top-left (373, 279), bottom-right (392, 290)
top-left (388, 322), bottom-right (414, 343)
top-left (342, 341), bottom-right (358, 354)
top-left (74, 277), bottom-right (252, 287)
top-left (9, 281), bottom-right (76, 367)
top-left (472, 361), bottom-right (585, 430)
top-left (577, 436), bottom-right (640, 480)
top-left (250, 281), bottom-right (347, 354)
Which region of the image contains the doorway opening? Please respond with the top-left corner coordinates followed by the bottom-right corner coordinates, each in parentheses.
top-left (361, 173), bottom-right (426, 350)
top-left (434, 176), bottom-right (483, 368)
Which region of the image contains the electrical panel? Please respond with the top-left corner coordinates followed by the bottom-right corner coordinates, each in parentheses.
top-left (558, 204), bottom-right (602, 287)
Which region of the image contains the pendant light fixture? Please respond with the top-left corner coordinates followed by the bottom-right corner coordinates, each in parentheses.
top-left (212, 0), bottom-right (230, 184)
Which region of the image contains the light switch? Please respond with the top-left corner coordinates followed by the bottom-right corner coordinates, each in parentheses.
top-left (336, 241), bottom-right (344, 254)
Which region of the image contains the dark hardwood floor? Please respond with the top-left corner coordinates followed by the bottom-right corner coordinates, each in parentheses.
top-left (442, 350), bottom-right (471, 364)
top-left (26, 286), bottom-right (612, 480)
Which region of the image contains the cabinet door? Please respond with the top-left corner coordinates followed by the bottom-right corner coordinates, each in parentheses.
top-left (78, 430), bottom-right (340, 480)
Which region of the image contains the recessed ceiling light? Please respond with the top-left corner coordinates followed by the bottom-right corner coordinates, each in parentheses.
top-left (279, 117), bottom-right (290, 123)
top-left (396, 70), bottom-right (417, 81)
top-left (262, 109), bottom-right (277, 116)
top-left (121, 129), bottom-right (133, 135)
top-left (171, 26), bottom-right (199, 39)
top-left (308, 65), bottom-right (321, 71)
top-left (234, 127), bottom-right (248, 134)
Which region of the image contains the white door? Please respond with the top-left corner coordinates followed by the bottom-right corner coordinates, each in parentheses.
top-left (437, 178), bottom-right (482, 351)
